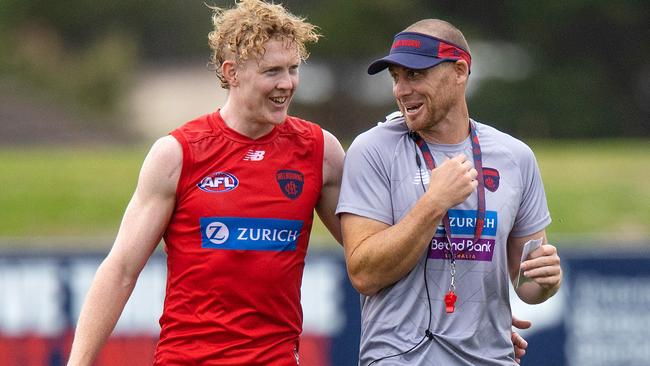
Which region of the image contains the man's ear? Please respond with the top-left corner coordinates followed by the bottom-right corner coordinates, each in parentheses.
top-left (222, 60), bottom-right (238, 87)
top-left (454, 60), bottom-right (469, 84)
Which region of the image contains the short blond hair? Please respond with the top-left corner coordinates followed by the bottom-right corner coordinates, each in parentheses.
top-left (208, 0), bottom-right (321, 89)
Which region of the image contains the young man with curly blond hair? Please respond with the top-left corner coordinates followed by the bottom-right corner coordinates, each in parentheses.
top-left (66, 1), bottom-right (345, 365)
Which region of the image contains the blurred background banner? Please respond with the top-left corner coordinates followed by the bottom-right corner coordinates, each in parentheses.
top-left (0, 249), bottom-right (361, 366)
top-left (0, 0), bottom-right (649, 365)
top-left (509, 246), bottom-right (650, 366)
top-left (1, 247), bottom-right (650, 366)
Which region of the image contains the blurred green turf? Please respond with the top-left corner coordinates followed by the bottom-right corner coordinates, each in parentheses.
top-left (530, 139), bottom-right (650, 244)
top-left (0, 146), bottom-right (146, 238)
top-left (0, 140), bottom-right (648, 248)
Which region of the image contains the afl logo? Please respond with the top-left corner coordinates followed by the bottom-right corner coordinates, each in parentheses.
top-left (198, 172), bottom-right (239, 193)
top-left (205, 221), bottom-right (229, 245)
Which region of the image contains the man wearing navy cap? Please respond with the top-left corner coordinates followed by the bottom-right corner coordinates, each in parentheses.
top-left (337, 19), bottom-right (562, 365)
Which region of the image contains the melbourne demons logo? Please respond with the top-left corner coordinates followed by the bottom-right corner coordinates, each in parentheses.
top-left (197, 172), bottom-right (239, 193)
top-left (483, 167), bottom-right (500, 192)
top-left (276, 170), bottom-right (304, 200)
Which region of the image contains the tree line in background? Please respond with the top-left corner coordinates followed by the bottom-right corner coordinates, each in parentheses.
top-left (1, 0), bottom-right (648, 140)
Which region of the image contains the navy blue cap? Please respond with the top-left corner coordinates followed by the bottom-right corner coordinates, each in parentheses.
top-left (368, 31), bottom-right (471, 75)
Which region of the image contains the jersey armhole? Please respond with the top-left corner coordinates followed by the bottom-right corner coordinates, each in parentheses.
top-left (312, 123), bottom-right (325, 191)
top-left (169, 130), bottom-right (192, 202)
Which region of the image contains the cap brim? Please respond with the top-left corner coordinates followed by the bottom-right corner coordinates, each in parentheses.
top-left (367, 53), bottom-right (448, 75)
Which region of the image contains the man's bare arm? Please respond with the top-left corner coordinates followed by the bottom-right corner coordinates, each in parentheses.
top-left (67, 136), bottom-right (181, 365)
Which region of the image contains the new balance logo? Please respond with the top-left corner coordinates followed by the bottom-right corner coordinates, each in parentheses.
top-left (243, 150), bottom-right (265, 161)
top-left (413, 168), bottom-right (430, 185)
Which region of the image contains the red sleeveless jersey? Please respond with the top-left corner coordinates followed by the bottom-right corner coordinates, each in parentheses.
top-left (154, 111), bottom-right (324, 365)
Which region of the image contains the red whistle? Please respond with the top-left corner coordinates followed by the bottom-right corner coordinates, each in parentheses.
top-left (445, 291), bottom-right (457, 313)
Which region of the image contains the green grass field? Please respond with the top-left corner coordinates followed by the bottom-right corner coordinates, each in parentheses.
top-left (0, 140), bottom-right (648, 248)
top-left (530, 139), bottom-right (650, 244)
top-left (0, 146), bottom-right (147, 239)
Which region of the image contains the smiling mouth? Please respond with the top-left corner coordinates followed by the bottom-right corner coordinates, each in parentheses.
top-left (404, 103), bottom-right (423, 114)
top-left (270, 96), bottom-right (288, 105)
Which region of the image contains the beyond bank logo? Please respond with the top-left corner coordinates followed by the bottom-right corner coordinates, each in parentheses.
top-left (197, 172), bottom-right (239, 193)
top-left (200, 217), bottom-right (303, 251)
top-left (429, 209), bottom-right (499, 262)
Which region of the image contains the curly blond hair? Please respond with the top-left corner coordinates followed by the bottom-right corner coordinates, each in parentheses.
top-left (208, 0), bottom-right (321, 89)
